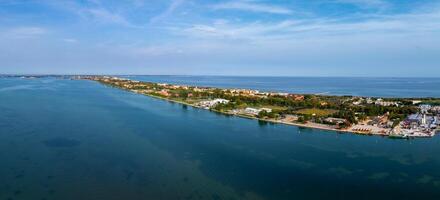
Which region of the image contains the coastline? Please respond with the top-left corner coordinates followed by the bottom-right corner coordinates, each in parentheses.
top-left (98, 82), bottom-right (399, 138)
top-left (76, 76), bottom-right (439, 139)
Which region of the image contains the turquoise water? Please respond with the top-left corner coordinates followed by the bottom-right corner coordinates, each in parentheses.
top-left (1, 77), bottom-right (440, 200)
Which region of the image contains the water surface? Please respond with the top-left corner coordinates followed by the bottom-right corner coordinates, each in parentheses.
top-left (1, 77), bottom-right (440, 200)
top-left (124, 75), bottom-right (440, 98)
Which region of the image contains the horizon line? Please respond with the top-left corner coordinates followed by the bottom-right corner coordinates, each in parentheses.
top-left (1, 73), bottom-right (440, 79)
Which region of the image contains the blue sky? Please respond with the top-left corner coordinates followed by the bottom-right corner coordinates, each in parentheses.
top-left (0, 0), bottom-right (439, 76)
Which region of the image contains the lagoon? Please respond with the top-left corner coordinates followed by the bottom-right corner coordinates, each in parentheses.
top-left (1, 77), bottom-right (440, 200)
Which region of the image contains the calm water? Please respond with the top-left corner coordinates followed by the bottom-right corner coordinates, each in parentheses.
top-left (123, 75), bottom-right (440, 98)
top-left (1, 77), bottom-right (440, 200)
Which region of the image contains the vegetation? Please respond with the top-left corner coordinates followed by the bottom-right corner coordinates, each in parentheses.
top-left (295, 108), bottom-right (337, 117)
top-left (89, 76), bottom-right (438, 131)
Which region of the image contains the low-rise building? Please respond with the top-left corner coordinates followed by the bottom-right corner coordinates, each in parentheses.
top-left (431, 106), bottom-right (440, 113)
top-left (245, 108), bottom-right (261, 115)
top-left (244, 107), bottom-right (272, 115)
top-left (412, 100), bottom-right (423, 105)
top-left (289, 95), bottom-right (305, 101)
top-left (157, 89), bottom-right (170, 97)
top-left (197, 98), bottom-right (230, 109)
top-left (375, 99), bottom-right (399, 107)
top-left (420, 104), bottom-right (432, 113)
top-left (324, 118), bottom-right (347, 125)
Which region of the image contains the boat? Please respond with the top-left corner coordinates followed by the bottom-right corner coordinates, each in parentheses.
top-left (388, 134), bottom-right (409, 139)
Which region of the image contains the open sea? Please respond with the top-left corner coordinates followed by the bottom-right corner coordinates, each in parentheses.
top-left (123, 76), bottom-right (440, 98)
top-left (1, 76), bottom-right (440, 200)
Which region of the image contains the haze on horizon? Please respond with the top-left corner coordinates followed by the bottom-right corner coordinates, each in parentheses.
top-left (1, 0), bottom-right (439, 77)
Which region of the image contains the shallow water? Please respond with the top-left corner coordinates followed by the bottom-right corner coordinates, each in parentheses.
top-left (1, 77), bottom-right (440, 200)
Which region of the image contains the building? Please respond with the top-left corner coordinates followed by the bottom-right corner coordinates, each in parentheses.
top-left (245, 108), bottom-right (260, 115)
top-left (352, 98), bottom-right (364, 105)
top-left (197, 99), bottom-right (230, 109)
top-left (157, 89), bottom-right (170, 97)
top-left (420, 105), bottom-right (432, 113)
top-left (431, 106), bottom-right (440, 113)
top-left (289, 95), bottom-right (305, 101)
top-left (405, 113), bottom-right (435, 129)
top-left (412, 100), bottom-right (423, 105)
top-left (324, 118), bottom-right (347, 124)
top-left (244, 108), bottom-right (272, 115)
top-left (375, 99), bottom-right (399, 107)
top-left (368, 115), bottom-right (388, 127)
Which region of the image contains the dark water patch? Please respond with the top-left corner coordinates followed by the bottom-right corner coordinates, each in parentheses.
top-left (123, 169), bottom-right (133, 181)
top-left (13, 190), bottom-right (21, 196)
top-left (14, 173), bottom-right (23, 179)
top-left (43, 138), bottom-right (80, 148)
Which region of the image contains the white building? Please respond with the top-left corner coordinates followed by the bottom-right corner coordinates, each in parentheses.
top-left (420, 104), bottom-right (432, 113)
top-left (375, 99), bottom-right (399, 107)
top-left (245, 108), bottom-right (261, 115)
top-left (197, 99), bottom-right (230, 109)
top-left (244, 107), bottom-right (272, 115)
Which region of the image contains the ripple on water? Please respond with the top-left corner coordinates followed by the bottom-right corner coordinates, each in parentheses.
top-left (43, 138), bottom-right (80, 148)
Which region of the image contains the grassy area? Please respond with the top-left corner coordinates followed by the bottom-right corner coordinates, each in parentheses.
top-left (422, 100), bottom-right (440, 106)
top-left (257, 105), bottom-right (288, 111)
top-left (295, 108), bottom-right (338, 117)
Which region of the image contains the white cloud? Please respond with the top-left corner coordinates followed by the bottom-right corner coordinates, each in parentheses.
top-left (2, 27), bottom-right (47, 39)
top-left (334, 0), bottom-right (390, 10)
top-left (39, 1), bottom-right (140, 28)
top-left (2, 0), bottom-right (440, 76)
top-left (81, 8), bottom-right (133, 27)
top-left (180, 7), bottom-right (440, 43)
top-left (63, 38), bottom-right (78, 43)
top-left (150, 0), bottom-right (185, 24)
top-left (212, 1), bottom-right (292, 14)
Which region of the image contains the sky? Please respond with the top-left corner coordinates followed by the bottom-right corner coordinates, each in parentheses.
top-left (0, 0), bottom-right (439, 77)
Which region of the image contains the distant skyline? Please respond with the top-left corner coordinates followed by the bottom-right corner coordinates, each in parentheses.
top-left (1, 0), bottom-right (440, 77)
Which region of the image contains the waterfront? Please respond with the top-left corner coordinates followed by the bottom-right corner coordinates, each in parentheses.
top-left (89, 76), bottom-right (439, 138)
top-left (1, 77), bottom-right (440, 199)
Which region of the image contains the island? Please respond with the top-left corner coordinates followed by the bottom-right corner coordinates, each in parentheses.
top-left (78, 76), bottom-right (440, 139)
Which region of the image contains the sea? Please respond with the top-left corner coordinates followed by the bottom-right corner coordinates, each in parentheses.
top-left (122, 76), bottom-right (440, 98)
top-left (1, 76), bottom-right (440, 200)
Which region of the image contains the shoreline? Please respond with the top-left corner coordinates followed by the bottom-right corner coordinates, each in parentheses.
top-left (78, 76), bottom-right (439, 139)
top-left (103, 83), bottom-right (411, 139)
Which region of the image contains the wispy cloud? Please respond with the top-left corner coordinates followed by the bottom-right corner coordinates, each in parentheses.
top-left (2, 0), bottom-right (440, 76)
top-left (2, 27), bottom-right (48, 39)
top-left (40, 0), bottom-right (140, 28)
top-left (334, 0), bottom-right (390, 10)
top-left (62, 38), bottom-right (78, 43)
top-left (178, 7), bottom-right (440, 44)
top-left (81, 8), bottom-right (132, 26)
top-left (212, 0), bottom-right (292, 15)
top-left (150, 0), bottom-right (185, 24)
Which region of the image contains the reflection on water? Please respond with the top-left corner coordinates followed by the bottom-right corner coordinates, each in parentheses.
top-left (0, 78), bottom-right (440, 200)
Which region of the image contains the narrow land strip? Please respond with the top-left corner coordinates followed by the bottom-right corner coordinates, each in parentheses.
top-left (77, 76), bottom-right (440, 139)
